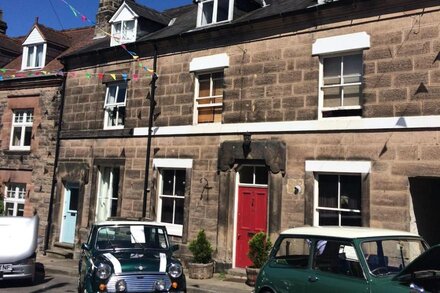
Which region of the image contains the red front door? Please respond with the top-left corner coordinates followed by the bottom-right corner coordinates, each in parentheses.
top-left (235, 186), bottom-right (268, 268)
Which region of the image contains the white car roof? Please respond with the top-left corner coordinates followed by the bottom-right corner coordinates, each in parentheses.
top-left (281, 226), bottom-right (421, 239)
top-left (95, 220), bottom-right (165, 227)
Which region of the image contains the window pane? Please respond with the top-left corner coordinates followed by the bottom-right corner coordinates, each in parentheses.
top-left (123, 20), bottom-right (135, 41)
top-left (198, 79), bottom-right (210, 97)
top-left (162, 170), bottom-right (174, 195)
top-left (340, 175), bottom-right (361, 210)
top-left (217, 0), bottom-right (230, 22)
top-left (255, 166), bottom-right (268, 185)
top-left (117, 107), bottom-right (125, 126)
top-left (12, 128), bottom-right (22, 146)
top-left (69, 187), bottom-right (79, 211)
top-left (318, 175), bottom-right (338, 208)
top-left (5, 203), bottom-right (14, 216)
top-left (161, 198), bottom-right (174, 223)
top-left (323, 87), bottom-right (341, 107)
top-left (198, 107), bottom-right (215, 123)
top-left (14, 111), bottom-right (24, 123)
top-left (213, 76), bottom-right (223, 96)
top-left (116, 86), bottom-right (127, 104)
top-left (343, 54), bottom-right (362, 83)
top-left (319, 210), bottom-right (339, 226)
top-left (202, 1), bottom-right (214, 25)
top-left (27, 46), bottom-right (35, 67)
top-left (35, 45), bottom-right (44, 67)
top-left (26, 111), bottom-right (34, 123)
top-left (175, 198), bottom-right (184, 225)
top-left (24, 126), bottom-right (32, 146)
top-left (106, 86), bottom-right (117, 105)
top-left (17, 204), bottom-right (24, 216)
top-left (275, 237), bottom-right (310, 268)
top-left (213, 107), bottom-right (222, 123)
top-left (341, 212), bottom-right (362, 226)
top-left (239, 166), bottom-right (253, 184)
top-left (343, 86), bottom-right (361, 107)
top-left (106, 107), bottom-right (117, 127)
top-left (175, 170), bottom-right (186, 197)
top-left (323, 57), bottom-right (341, 85)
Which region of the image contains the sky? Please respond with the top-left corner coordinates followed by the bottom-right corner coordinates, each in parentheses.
top-left (1, 0), bottom-right (193, 37)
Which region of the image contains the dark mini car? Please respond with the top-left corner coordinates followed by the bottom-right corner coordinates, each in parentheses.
top-left (255, 226), bottom-right (440, 293)
top-left (78, 220), bottom-right (186, 293)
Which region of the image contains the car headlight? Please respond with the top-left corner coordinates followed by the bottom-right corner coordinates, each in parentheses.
top-left (95, 263), bottom-right (112, 279)
top-left (116, 279), bottom-right (127, 292)
top-left (168, 263), bottom-right (183, 278)
top-left (155, 279), bottom-right (166, 291)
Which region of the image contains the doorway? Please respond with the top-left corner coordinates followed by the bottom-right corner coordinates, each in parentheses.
top-left (235, 165), bottom-right (268, 268)
top-left (409, 177), bottom-right (440, 246)
top-left (60, 183), bottom-right (79, 244)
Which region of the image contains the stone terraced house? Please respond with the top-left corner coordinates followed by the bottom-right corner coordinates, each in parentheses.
top-left (45, 0), bottom-right (440, 269)
top-left (0, 16), bottom-right (94, 251)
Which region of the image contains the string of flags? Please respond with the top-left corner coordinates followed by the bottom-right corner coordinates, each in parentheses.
top-left (0, 0), bottom-right (157, 81)
top-left (0, 62), bottom-right (155, 81)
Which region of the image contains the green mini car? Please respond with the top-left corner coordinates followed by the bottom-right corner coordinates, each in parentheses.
top-left (78, 220), bottom-right (186, 293)
top-left (255, 226), bottom-right (440, 293)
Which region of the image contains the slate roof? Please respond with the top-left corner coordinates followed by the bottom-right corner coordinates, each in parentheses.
top-left (65, 0), bottom-right (322, 58)
top-left (0, 34), bottom-right (21, 54)
top-left (124, 0), bottom-right (171, 25)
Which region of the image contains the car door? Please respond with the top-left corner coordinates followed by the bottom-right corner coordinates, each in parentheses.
top-left (307, 238), bottom-right (370, 293)
top-left (260, 236), bottom-right (312, 293)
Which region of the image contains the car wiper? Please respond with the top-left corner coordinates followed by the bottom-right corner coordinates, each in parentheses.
top-left (105, 229), bottom-right (116, 252)
top-left (127, 231), bottom-right (147, 250)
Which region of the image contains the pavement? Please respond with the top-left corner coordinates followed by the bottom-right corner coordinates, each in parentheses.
top-left (37, 254), bottom-right (253, 293)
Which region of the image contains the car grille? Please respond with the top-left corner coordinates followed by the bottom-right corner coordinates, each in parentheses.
top-left (106, 273), bottom-right (171, 293)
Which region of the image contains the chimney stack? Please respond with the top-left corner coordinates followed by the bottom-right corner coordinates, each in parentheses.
top-left (94, 0), bottom-right (124, 38)
top-left (0, 10), bottom-right (7, 35)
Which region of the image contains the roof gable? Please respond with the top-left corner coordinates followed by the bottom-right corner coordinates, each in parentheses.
top-left (110, 2), bottom-right (138, 23)
top-left (22, 27), bottom-right (44, 45)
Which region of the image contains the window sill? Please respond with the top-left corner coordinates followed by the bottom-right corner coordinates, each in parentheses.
top-left (4, 149), bottom-right (31, 155)
top-left (104, 126), bottom-right (124, 130)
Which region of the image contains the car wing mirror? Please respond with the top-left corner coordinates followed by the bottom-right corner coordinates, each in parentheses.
top-left (171, 244), bottom-right (179, 252)
top-left (81, 243), bottom-right (91, 251)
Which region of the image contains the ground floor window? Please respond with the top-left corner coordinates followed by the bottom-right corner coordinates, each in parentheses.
top-left (96, 166), bottom-right (120, 222)
top-left (157, 169), bottom-right (186, 236)
top-left (4, 183), bottom-right (26, 216)
top-left (316, 174), bottom-right (361, 226)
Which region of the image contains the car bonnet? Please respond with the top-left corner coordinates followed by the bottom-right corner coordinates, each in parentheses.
top-left (97, 250), bottom-right (170, 274)
top-left (393, 244), bottom-right (440, 281)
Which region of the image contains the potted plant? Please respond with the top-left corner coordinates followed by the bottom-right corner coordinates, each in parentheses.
top-left (246, 231), bottom-right (272, 286)
top-left (188, 229), bottom-right (214, 279)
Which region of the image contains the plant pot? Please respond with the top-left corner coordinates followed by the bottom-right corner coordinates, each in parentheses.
top-left (187, 262), bottom-right (214, 279)
top-left (245, 266), bottom-right (260, 287)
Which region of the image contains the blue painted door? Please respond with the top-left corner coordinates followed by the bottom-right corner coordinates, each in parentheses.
top-left (60, 185), bottom-right (79, 244)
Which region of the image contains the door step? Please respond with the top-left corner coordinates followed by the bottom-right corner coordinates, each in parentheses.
top-left (45, 243), bottom-right (74, 259)
top-left (227, 267), bottom-right (247, 279)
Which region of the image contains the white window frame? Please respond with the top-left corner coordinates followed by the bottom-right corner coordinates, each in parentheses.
top-left (4, 183), bottom-right (26, 216)
top-left (9, 109), bottom-right (33, 151)
top-left (104, 82), bottom-right (127, 130)
top-left (318, 52), bottom-right (363, 119)
top-left (305, 160), bottom-right (371, 227)
top-left (197, 0), bottom-right (234, 27)
top-left (95, 167), bottom-right (119, 222)
top-left (153, 159), bottom-right (192, 237)
top-left (111, 19), bottom-right (137, 46)
top-left (193, 71), bottom-right (224, 125)
top-left (22, 43), bottom-right (46, 70)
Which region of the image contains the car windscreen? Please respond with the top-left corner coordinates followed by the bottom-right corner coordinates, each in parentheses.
top-left (361, 238), bottom-right (427, 277)
top-left (95, 225), bottom-right (168, 251)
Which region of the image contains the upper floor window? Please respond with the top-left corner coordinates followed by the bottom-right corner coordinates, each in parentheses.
top-left (312, 32), bottom-right (370, 119)
top-left (320, 53), bottom-right (363, 118)
top-left (4, 183), bottom-right (26, 216)
top-left (194, 72), bottom-right (224, 124)
top-left (104, 82), bottom-right (127, 129)
top-left (22, 44), bottom-right (45, 70)
top-left (197, 0), bottom-right (233, 27)
top-left (10, 109), bottom-right (33, 151)
top-left (111, 20), bottom-right (136, 46)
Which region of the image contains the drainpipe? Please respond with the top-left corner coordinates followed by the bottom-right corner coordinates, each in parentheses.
top-left (43, 63), bottom-right (67, 254)
top-left (142, 44), bottom-right (158, 218)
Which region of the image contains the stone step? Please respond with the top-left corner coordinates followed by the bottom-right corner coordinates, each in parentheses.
top-left (227, 267), bottom-right (247, 278)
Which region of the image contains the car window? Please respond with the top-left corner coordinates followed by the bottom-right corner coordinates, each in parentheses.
top-left (273, 237), bottom-right (311, 268)
top-left (95, 225), bottom-right (168, 250)
top-left (361, 239), bottom-right (427, 276)
top-left (313, 239), bottom-right (364, 279)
